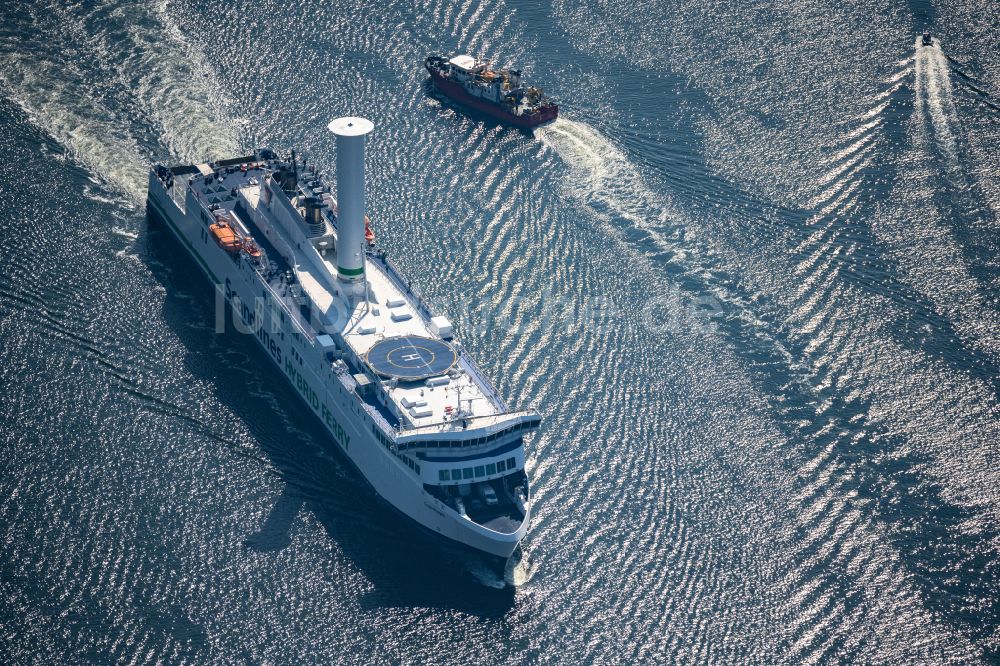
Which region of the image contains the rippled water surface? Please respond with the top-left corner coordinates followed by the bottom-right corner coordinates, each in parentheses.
top-left (1, 0), bottom-right (999, 662)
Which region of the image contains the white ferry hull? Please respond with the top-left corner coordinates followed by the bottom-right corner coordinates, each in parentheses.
top-left (146, 173), bottom-right (528, 559)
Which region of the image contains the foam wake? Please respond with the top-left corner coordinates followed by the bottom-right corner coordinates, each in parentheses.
top-left (536, 118), bottom-right (683, 252)
top-left (0, 49), bottom-right (149, 203)
top-left (914, 36), bottom-right (959, 160)
top-left (0, 0), bottom-right (238, 204)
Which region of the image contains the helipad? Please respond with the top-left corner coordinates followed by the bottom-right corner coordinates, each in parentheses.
top-left (365, 335), bottom-right (457, 381)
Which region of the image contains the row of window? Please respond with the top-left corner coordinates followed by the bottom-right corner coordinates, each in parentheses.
top-left (398, 422), bottom-right (535, 451)
top-left (438, 457), bottom-right (517, 483)
top-left (400, 454), bottom-right (421, 476)
top-left (373, 425), bottom-right (393, 449)
top-left (371, 425), bottom-right (421, 475)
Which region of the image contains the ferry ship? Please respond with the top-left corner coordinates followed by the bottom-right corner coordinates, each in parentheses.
top-left (425, 54), bottom-right (558, 128)
top-left (146, 117), bottom-right (539, 559)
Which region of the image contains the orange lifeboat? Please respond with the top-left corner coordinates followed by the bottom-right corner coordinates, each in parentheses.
top-left (209, 222), bottom-right (241, 254)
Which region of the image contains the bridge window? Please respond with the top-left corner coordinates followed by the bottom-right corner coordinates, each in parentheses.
top-left (496, 460), bottom-right (506, 472)
top-left (439, 470), bottom-right (449, 482)
top-left (506, 457), bottom-right (516, 469)
top-left (486, 463), bottom-right (496, 475)
top-left (474, 466), bottom-right (485, 478)
top-left (462, 468), bottom-right (473, 480)
top-left (452, 468), bottom-right (462, 481)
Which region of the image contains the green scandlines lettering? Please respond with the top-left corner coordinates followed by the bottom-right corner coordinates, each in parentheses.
top-left (283, 359), bottom-right (350, 449)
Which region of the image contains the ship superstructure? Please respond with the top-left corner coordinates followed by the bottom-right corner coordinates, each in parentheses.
top-left (425, 54), bottom-right (558, 128)
top-left (146, 117), bottom-right (539, 558)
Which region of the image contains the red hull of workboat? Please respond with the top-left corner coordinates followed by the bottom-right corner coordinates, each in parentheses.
top-left (428, 71), bottom-right (558, 129)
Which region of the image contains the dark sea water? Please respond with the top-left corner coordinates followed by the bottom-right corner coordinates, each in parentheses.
top-left (2, 0), bottom-right (1000, 662)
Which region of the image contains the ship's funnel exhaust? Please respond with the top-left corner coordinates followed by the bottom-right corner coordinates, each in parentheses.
top-left (328, 117), bottom-right (374, 283)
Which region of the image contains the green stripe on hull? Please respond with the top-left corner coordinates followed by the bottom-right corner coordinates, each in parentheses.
top-left (146, 195), bottom-right (220, 284)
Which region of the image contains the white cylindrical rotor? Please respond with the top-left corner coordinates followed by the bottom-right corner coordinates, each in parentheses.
top-left (328, 117), bottom-right (374, 283)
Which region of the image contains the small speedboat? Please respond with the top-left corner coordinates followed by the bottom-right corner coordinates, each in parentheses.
top-left (921, 32), bottom-right (934, 47)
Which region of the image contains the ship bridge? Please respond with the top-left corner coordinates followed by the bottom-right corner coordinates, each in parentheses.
top-left (448, 54), bottom-right (478, 71)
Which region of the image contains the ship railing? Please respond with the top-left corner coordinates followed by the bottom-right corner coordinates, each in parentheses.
top-left (261, 277), bottom-right (316, 343)
top-left (170, 181), bottom-right (186, 212)
top-left (362, 401), bottom-right (398, 438)
top-left (367, 250), bottom-right (436, 319)
top-left (152, 165), bottom-right (189, 213)
top-left (331, 362), bottom-right (400, 438)
top-left (395, 410), bottom-right (541, 443)
top-left (455, 353), bottom-right (508, 410)
top-left (367, 250), bottom-right (509, 409)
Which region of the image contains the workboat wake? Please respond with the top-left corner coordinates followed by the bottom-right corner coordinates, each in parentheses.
top-left (147, 117), bottom-right (540, 559)
top-left (536, 118), bottom-right (684, 255)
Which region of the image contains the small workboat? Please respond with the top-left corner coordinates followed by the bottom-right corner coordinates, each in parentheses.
top-left (425, 54), bottom-right (558, 129)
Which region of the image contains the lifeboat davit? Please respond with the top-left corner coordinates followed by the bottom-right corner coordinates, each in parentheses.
top-left (242, 238), bottom-right (262, 259)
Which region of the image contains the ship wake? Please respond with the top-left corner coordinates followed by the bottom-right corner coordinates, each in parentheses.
top-left (914, 36), bottom-right (960, 164)
top-left (0, 0), bottom-right (238, 204)
top-left (537, 119), bottom-right (677, 240)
